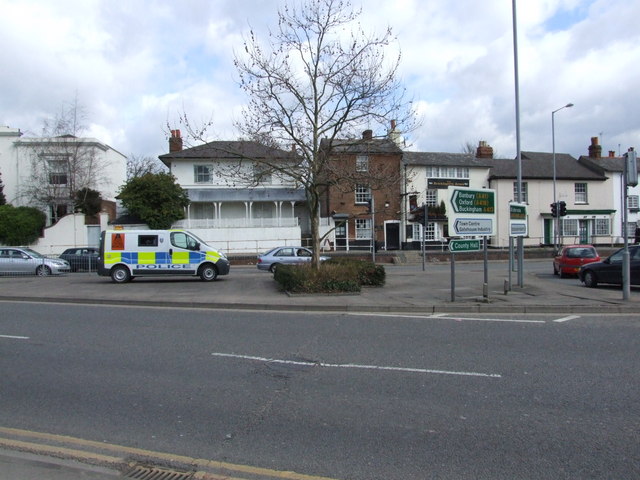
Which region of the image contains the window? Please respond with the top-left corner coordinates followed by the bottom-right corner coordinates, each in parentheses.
top-left (426, 166), bottom-right (469, 179)
top-left (275, 248), bottom-right (294, 257)
top-left (629, 195), bottom-right (639, 211)
top-left (253, 164), bottom-right (272, 185)
top-left (194, 165), bottom-right (212, 183)
top-left (138, 235), bottom-right (159, 247)
top-left (560, 218), bottom-right (578, 236)
top-left (48, 158), bottom-right (69, 185)
top-left (171, 232), bottom-right (199, 250)
top-left (513, 182), bottom-right (528, 203)
top-left (356, 155), bottom-right (369, 172)
top-left (425, 189), bottom-right (437, 206)
top-left (355, 218), bottom-right (372, 239)
top-left (424, 222), bottom-right (436, 241)
top-left (593, 218), bottom-right (610, 236)
top-left (355, 184), bottom-right (371, 204)
top-left (411, 224), bottom-right (421, 240)
top-left (575, 183), bottom-right (588, 203)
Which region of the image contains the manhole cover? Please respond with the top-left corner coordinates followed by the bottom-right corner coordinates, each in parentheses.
top-left (123, 464), bottom-right (195, 480)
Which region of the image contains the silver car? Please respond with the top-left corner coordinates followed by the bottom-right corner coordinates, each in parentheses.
top-left (0, 247), bottom-right (70, 276)
top-left (256, 246), bottom-right (330, 272)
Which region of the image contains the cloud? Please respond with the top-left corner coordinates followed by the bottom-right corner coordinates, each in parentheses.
top-left (0, 0), bottom-right (638, 163)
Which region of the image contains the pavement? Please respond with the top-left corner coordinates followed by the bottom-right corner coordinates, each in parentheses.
top-left (0, 259), bottom-right (638, 479)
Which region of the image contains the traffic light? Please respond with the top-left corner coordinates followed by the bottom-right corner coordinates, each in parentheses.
top-left (558, 201), bottom-right (567, 217)
top-left (550, 202), bottom-right (558, 217)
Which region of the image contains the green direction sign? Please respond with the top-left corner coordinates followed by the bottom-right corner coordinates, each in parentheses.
top-left (449, 239), bottom-right (482, 253)
top-left (450, 189), bottom-right (495, 214)
top-left (510, 203), bottom-right (527, 220)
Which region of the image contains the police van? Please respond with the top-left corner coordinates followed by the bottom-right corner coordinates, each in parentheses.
top-left (97, 229), bottom-right (230, 283)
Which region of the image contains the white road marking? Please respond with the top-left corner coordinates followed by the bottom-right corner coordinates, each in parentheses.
top-left (553, 315), bottom-right (581, 323)
top-left (348, 312), bottom-right (545, 323)
top-left (0, 335), bottom-right (29, 340)
top-left (211, 352), bottom-right (502, 378)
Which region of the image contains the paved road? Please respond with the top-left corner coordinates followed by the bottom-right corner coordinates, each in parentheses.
top-left (1, 298), bottom-right (639, 479)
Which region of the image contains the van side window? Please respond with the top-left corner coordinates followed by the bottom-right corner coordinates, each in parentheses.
top-left (171, 232), bottom-right (199, 251)
top-left (138, 235), bottom-right (158, 247)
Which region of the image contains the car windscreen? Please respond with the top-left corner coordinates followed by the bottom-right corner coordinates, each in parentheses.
top-left (22, 248), bottom-right (43, 258)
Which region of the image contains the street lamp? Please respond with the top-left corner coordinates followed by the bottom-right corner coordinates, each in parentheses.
top-left (552, 102), bottom-right (574, 249)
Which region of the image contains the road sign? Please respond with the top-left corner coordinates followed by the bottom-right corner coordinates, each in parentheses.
top-left (450, 188), bottom-right (495, 214)
top-left (448, 187), bottom-right (496, 236)
top-left (452, 218), bottom-right (493, 236)
top-left (509, 202), bottom-right (528, 237)
top-left (449, 239), bottom-right (481, 252)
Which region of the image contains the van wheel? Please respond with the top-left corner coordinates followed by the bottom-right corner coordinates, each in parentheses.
top-left (199, 264), bottom-right (218, 281)
top-left (111, 266), bottom-right (131, 283)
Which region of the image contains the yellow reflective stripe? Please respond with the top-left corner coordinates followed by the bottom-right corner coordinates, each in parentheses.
top-left (172, 251), bottom-right (190, 264)
top-left (104, 252), bottom-right (121, 264)
top-left (205, 251), bottom-right (220, 262)
top-left (137, 252), bottom-right (155, 264)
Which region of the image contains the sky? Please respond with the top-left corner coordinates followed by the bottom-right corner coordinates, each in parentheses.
top-left (1, 0), bottom-right (639, 162)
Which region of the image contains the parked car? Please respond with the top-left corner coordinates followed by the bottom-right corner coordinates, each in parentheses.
top-left (579, 245), bottom-right (640, 288)
top-left (553, 244), bottom-right (600, 278)
top-left (0, 247), bottom-right (70, 276)
top-left (256, 246), bottom-right (330, 272)
top-left (59, 247), bottom-right (99, 272)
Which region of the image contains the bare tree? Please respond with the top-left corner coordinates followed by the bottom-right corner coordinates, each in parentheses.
top-left (127, 154), bottom-right (167, 179)
top-left (18, 97), bottom-right (113, 224)
top-left (232, 0), bottom-right (416, 266)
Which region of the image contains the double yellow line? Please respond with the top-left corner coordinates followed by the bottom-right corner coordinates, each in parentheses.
top-left (0, 426), bottom-right (340, 480)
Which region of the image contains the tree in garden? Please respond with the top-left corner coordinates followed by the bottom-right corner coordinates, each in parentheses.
top-left (117, 172), bottom-right (190, 229)
top-left (0, 172), bottom-right (6, 206)
top-left (74, 187), bottom-right (102, 216)
top-left (0, 205), bottom-right (46, 245)
top-left (232, 0), bottom-right (415, 267)
top-left (127, 154), bottom-right (167, 179)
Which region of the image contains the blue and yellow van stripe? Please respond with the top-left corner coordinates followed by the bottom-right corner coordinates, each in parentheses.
top-left (104, 251), bottom-right (220, 265)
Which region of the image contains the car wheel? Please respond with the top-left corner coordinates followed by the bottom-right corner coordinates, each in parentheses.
top-left (110, 266), bottom-right (131, 284)
top-left (583, 270), bottom-right (598, 288)
top-left (553, 265), bottom-right (558, 276)
top-left (199, 264), bottom-right (218, 281)
top-left (269, 263), bottom-right (280, 273)
top-left (36, 265), bottom-right (51, 276)
top-left (559, 269), bottom-right (567, 279)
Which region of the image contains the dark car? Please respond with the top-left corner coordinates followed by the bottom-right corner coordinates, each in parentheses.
top-left (579, 245), bottom-right (640, 288)
top-left (59, 247), bottom-right (99, 272)
top-left (553, 244), bottom-right (600, 278)
top-left (256, 246), bottom-right (330, 272)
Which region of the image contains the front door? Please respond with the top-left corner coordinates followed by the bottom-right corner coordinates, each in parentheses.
top-left (579, 220), bottom-right (589, 244)
top-left (385, 222), bottom-right (400, 250)
top-left (335, 221), bottom-right (347, 250)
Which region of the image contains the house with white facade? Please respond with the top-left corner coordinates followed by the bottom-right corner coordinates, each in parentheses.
top-left (0, 125), bottom-right (126, 224)
top-left (402, 141), bottom-right (495, 248)
top-left (0, 125), bottom-right (126, 252)
top-left (158, 130), bottom-right (308, 253)
top-left (578, 137), bottom-right (640, 243)
top-left (489, 149), bottom-right (609, 247)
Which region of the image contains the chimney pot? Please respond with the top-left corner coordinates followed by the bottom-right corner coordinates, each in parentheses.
top-left (476, 140), bottom-right (493, 159)
top-left (609, 151), bottom-right (616, 157)
top-left (362, 130), bottom-right (373, 140)
top-left (169, 129), bottom-right (183, 153)
top-left (588, 136), bottom-right (602, 158)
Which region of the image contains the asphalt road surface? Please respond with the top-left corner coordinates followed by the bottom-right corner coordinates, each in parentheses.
top-left (1, 301), bottom-right (638, 479)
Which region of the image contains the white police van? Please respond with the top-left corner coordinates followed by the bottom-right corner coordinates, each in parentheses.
top-left (97, 229), bottom-right (230, 283)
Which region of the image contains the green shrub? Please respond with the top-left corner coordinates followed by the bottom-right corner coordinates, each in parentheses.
top-left (273, 260), bottom-right (385, 293)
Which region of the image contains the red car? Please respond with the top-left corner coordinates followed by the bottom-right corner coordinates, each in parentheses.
top-left (553, 245), bottom-right (600, 278)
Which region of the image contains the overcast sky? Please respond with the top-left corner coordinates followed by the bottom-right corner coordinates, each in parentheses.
top-left (1, 0), bottom-right (639, 162)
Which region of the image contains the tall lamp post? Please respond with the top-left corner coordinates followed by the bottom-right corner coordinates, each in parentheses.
top-left (552, 103), bottom-right (574, 249)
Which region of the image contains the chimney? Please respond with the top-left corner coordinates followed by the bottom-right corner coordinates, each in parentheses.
top-left (387, 119), bottom-right (403, 148)
top-left (588, 136), bottom-right (602, 158)
top-left (476, 140), bottom-right (493, 159)
top-left (362, 130), bottom-right (373, 140)
top-left (609, 151), bottom-right (616, 158)
top-left (169, 129), bottom-right (183, 153)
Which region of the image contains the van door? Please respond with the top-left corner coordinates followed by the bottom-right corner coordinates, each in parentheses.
top-left (168, 231), bottom-right (201, 273)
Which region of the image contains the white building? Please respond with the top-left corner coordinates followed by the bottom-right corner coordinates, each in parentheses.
top-left (0, 125), bottom-right (126, 225)
top-left (158, 130), bottom-right (309, 253)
